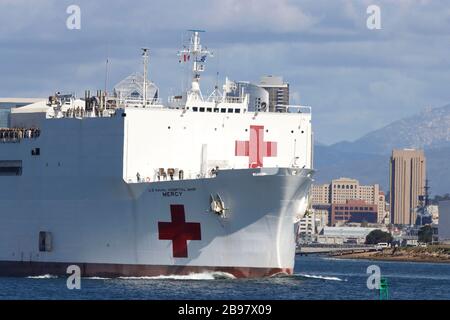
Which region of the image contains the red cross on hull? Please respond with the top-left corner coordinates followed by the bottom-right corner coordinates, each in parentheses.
top-left (158, 205), bottom-right (201, 258)
top-left (235, 125), bottom-right (277, 168)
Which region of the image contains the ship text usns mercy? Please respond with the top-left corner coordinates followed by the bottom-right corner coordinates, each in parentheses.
top-left (0, 31), bottom-right (313, 278)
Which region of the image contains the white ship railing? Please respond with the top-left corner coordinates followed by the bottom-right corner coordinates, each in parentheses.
top-left (222, 97), bottom-right (245, 104)
top-left (114, 97), bottom-right (163, 108)
top-left (168, 95), bottom-right (246, 105)
top-left (281, 105), bottom-right (312, 114)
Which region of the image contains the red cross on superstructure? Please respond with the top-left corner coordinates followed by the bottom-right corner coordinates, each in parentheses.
top-left (235, 125), bottom-right (278, 168)
top-left (158, 205), bottom-right (201, 258)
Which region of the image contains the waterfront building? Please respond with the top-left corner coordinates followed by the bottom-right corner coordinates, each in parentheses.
top-left (0, 98), bottom-right (43, 128)
top-left (330, 199), bottom-right (378, 226)
top-left (439, 200), bottom-right (450, 243)
top-left (317, 226), bottom-right (382, 245)
top-left (297, 213), bottom-right (316, 243)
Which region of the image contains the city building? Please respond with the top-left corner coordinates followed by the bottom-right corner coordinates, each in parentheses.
top-left (0, 98), bottom-right (43, 128)
top-left (390, 149), bottom-right (426, 225)
top-left (310, 183), bottom-right (330, 205)
top-left (225, 80), bottom-right (269, 112)
top-left (310, 177), bottom-right (387, 224)
top-left (297, 213), bottom-right (316, 243)
top-left (312, 207), bottom-right (329, 229)
top-left (317, 226), bottom-right (382, 245)
top-left (378, 192), bottom-right (388, 224)
top-left (438, 200), bottom-right (450, 243)
top-left (259, 76), bottom-right (289, 112)
top-left (330, 199), bottom-right (378, 226)
top-left (429, 205), bottom-right (439, 225)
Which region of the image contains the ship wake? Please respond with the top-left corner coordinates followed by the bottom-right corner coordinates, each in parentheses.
top-left (26, 274), bottom-right (58, 279)
top-left (293, 273), bottom-right (346, 282)
top-left (118, 271), bottom-right (236, 281)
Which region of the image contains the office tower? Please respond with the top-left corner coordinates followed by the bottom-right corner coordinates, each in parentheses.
top-left (390, 149), bottom-right (426, 225)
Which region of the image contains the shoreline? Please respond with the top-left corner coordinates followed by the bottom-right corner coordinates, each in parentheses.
top-left (331, 247), bottom-right (450, 264)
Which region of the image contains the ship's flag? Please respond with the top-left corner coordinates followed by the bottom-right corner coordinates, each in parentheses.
top-left (179, 53), bottom-right (190, 64)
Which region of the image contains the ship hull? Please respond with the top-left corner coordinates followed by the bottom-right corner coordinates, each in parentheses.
top-left (0, 168), bottom-right (312, 278)
top-left (0, 261), bottom-right (290, 278)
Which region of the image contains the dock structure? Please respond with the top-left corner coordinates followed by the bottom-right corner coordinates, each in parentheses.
top-left (296, 245), bottom-right (378, 255)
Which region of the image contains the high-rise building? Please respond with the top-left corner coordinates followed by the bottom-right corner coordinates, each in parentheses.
top-left (259, 76), bottom-right (289, 112)
top-left (224, 80), bottom-right (270, 112)
top-left (390, 149), bottom-right (426, 225)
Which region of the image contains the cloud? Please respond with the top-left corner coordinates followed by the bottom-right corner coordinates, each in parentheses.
top-left (0, 0), bottom-right (449, 144)
top-left (202, 0), bottom-right (318, 32)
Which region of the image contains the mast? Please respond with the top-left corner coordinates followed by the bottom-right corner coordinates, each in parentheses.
top-left (177, 30), bottom-right (213, 101)
top-left (424, 179), bottom-right (430, 206)
top-left (142, 48), bottom-right (150, 105)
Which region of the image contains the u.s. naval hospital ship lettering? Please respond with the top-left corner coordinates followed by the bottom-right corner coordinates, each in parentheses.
top-left (0, 30), bottom-right (313, 278)
top-left (149, 187), bottom-right (196, 197)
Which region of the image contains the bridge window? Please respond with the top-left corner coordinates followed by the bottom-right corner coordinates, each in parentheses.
top-left (199, 107), bottom-right (205, 112)
top-left (0, 160), bottom-right (22, 176)
top-left (220, 108), bottom-right (226, 113)
top-left (193, 107), bottom-right (198, 112)
top-left (207, 108), bottom-right (212, 112)
top-left (214, 108), bottom-right (219, 113)
top-left (234, 109), bottom-right (241, 113)
top-left (31, 148), bottom-right (40, 156)
top-left (227, 108), bottom-right (233, 113)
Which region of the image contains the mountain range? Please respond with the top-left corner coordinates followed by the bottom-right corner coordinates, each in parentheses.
top-left (314, 104), bottom-right (450, 195)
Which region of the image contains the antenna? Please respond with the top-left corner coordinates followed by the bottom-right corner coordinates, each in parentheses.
top-left (104, 60), bottom-right (109, 97)
top-left (215, 71), bottom-right (219, 89)
top-left (424, 179), bottom-right (430, 206)
top-left (141, 48), bottom-right (150, 105)
top-left (177, 30), bottom-right (214, 99)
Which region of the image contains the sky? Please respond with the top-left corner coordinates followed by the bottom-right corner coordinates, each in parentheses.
top-left (0, 0), bottom-right (449, 144)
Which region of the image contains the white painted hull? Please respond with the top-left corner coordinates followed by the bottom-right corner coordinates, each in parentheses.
top-left (0, 167), bottom-right (312, 278)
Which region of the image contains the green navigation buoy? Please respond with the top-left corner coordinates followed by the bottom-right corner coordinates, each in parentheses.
top-left (379, 278), bottom-right (389, 300)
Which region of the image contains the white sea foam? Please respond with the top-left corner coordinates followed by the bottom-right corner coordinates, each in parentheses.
top-left (27, 274), bottom-right (58, 279)
top-left (295, 273), bottom-right (346, 281)
top-left (118, 271), bottom-right (236, 280)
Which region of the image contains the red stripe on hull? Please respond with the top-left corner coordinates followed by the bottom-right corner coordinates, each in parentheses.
top-left (0, 261), bottom-right (292, 279)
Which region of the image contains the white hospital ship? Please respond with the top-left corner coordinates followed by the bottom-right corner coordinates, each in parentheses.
top-left (0, 31), bottom-right (313, 278)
